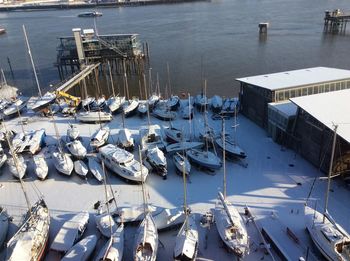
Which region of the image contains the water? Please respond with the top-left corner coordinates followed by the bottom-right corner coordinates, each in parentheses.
top-left (0, 0), bottom-right (350, 97)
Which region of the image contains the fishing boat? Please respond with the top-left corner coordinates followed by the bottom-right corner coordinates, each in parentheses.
top-left (94, 224), bottom-right (124, 261)
top-left (66, 140), bottom-right (87, 159)
top-left (115, 128), bottom-right (134, 151)
top-left (123, 99), bottom-right (139, 117)
top-left (99, 144), bottom-right (148, 183)
top-left (51, 211), bottom-right (89, 253)
top-left (152, 107), bottom-right (177, 121)
top-left (2, 98), bottom-right (26, 118)
top-left (173, 152), bottom-right (191, 176)
top-left (90, 127), bottom-right (110, 149)
top-left (0, 207), bottom-right (9, 248)
top-left (215, 192), bottom-right (249, 257)
top-left (166, 142), bottom-right (203, 154)
top-left (76, 111), bottom-right (112, 123)
top-left (153, 206), bottom-right (186, 231)
top-left (215, 136), bottom-right (246, 159)
top-left (145, 146), bottom-right (167, 179)
top-left (6, 198), bottom-right (50, 261)
top-left (305, 125), bottom-right (350, 261)
top-left (186, 149), bottom-right (222, 170)
top-left (88, 156), bottom-right (104, 182)
top-left (167, 95), bottom-right (180, 111)
top-left (164, 126), bottom-right (187, 143)
top-left (211, 95), bottom-right (223, 113)
top-left (74, 160), bottom-right (88, 179)
top-left (52, 151), bottom-right (74, 176)
top-left (78, 11), bottom-right (103, 17)
top-left (140, 125), bottom-right (165, 151)
top-left (8, 154), bottom-right (27, 179)
top-left (28, 128), bottom-right (46, 154)
top-left (30, 92), bottom-right (56, 112)
top-left (0, 144), bottom-right (7, 169)
top-left (95, 213), bottom-right (118, 238)
top-left (108, 96), bottom-right (125, 114)
top-left (61, 234), bottom-right (97, 261)
top-left (67, 124), bottom-right (80, 141)
top-left (33, 154), bottom-right (48, 180)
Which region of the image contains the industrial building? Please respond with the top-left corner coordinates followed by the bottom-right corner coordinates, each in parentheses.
top-left (290, 89), bottom-right (350, 176)
top-left (236, 67), bottom-right (350, 128)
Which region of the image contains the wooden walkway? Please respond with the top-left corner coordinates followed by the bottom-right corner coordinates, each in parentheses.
top-left (324, 9), bottom-right (350, 33)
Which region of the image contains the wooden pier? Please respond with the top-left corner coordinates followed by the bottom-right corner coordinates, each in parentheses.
top-left (324, 9), bottom-right (350, 33)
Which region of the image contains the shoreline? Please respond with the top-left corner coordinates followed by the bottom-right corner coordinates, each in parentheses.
top-left (0, 0), bottom-right (209, 12)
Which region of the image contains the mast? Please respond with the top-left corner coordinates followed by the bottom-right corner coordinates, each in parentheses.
top-left (143, 73), bottom-right (151, 128)
top-left (23, 25), bottom-right (42, 98)
top-left (108, 61), bottom-right (116, 98)
top-left (101, 161), bottom-right (113, 238)
top-left (188, 93), bottom-right (192, 141)
top-left (123, 59), bottom-right (130, 102)
top-left (323, 124), bottom-right (338, 223)
top-left (138, 146), bottom-right (148, 215)
top-left (182, 151), bottom-right (189, 232)
top-left (222, 117), bottom-right (226, 199)
top-left (148, 67), bottom-right (152, 97)
top-left (1, 69), bottom-right (7, 86)
top-left (167, 62), bottom-right (172, 97)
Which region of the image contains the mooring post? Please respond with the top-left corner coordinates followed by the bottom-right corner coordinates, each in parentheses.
top-left (258, 22), bottom-right (269, 34)
top-left (7, 57), bottom-right (14, 80)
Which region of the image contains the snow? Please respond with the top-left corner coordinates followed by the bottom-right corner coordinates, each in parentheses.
top-left (291, 88), bottom-right (350, 143)
top-left (268, 101), bottom-right (297, 117)
top-left (236, 67), bottom-right (350, 91)
top-left (0, 99), bottom-right (350, 261)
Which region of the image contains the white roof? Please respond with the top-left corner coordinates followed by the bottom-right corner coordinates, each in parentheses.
top-left (268, 101), bottom-right (297, 117)
top-left (236, 67), bottom-right (350, 91)
top-left (290, 89), bottom-right (350, 143)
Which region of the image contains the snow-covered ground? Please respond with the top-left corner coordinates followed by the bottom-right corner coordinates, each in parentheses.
top-left (0, 101), bottom-right (348, 261)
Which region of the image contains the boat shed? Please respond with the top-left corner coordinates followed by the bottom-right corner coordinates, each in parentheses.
top-left (290, 89), bottom-right (350, 176)
top-left (236, 67), bottom-right (350, 128)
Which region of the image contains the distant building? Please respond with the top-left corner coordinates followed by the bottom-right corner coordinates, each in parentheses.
top-left (290, 89), bottom-right (350, 176)
top-left (236, 67), bottom-right (350, 128)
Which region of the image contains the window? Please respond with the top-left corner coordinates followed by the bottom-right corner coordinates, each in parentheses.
top-left (341, 82), bottom-right (346, 90)
top-left (313, 86), bottom-right (319, 94)
top-left (330, 83), bottom-right (335, 91)
top-left (336, 82), bottom-right (340, 90)
top-left (302, 88), bottom-right (307, 96)
top-left (347, 81), bottom-right (350, 88)
top-left (284, 90), bottom-right (290, 100)
top-left (308, 87), bottom-right (313, 95)
top-left (297, 89), bottom-right (302, 97)
top-left (319, 84), bottom-right (324, 93)
top-left (325, 84), bottom-right (330, 92)
top-left (278, 91), bottom-right (284, 101)
top-left (290, 89), bottom-right (296, 98)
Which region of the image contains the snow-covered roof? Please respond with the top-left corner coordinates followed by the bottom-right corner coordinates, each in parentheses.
top-left (290, 89), bottom-right (350, 143)
top-left (268, 101), bottom-right (297, 117)
top-left (236, 67), bottom-right (350, 91)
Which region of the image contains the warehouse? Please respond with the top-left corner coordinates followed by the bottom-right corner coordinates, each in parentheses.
top-left (236, 67), bottom-right (350, 128)
top-left (290, 89), bottom-right (350, 175)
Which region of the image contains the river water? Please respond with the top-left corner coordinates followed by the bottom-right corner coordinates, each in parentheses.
top-left (0, 0), bottom-right (350, 97)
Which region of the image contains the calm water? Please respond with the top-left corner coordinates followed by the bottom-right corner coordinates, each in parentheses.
top-left (0, 0), bottom-right (350, 97)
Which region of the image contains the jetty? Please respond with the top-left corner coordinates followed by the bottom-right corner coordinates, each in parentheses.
top-left (324, 9), bottom-right (350, 33)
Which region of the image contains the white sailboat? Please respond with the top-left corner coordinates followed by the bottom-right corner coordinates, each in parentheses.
top-left (27, 128), bottom-right (46, 155)
top-left (210, 95), bottom-right (223, 113)
top-left (99, 144), bottom-right (148, 183)
top-left (52, 151), bottom-right (74, 176)
top-left (108, 96), bottom-right (125, 114)
top-left (115, 127), bottom-right (134, 151)
top-left (88, 156), bottom-right (104, 182)
top-left (166, 142), bottom-right (203, 154)
top-left (8, 154), bottom-right (27, 179)
top-left (67, 124), bottom-right (80, 141)
top-left (186, 149), bottom-right (222, 170)
top-left (305, 125), bottom-right (350, 261)
top-left (66, 140), bottom-right (87, 159)
top-left (74, 160), bottom-right (89, 179)
top-left (164, 126), bottom-right (187, 143)
top-left (2, 98), bottom-right (27, 118)
top-left (90, 127), bottom-right (110, 149)
top-left (61, 234), bottom-right (97, 261)
top-left (173, 152), bottom-right (191, 176)
top-left (214, 118), bottom-right (249, 258)
top-left (51, 211), bottom-right (89, 253)
top-left (133, 147), bottom-right (158, 261)
top-left (153, 206), bottom-right (186, 231)
top-left (76, 111), bottom-right (112, 123)
top-left (173, 147), bottom-right (198, 261)
top-left (23, 25), bottom-right (56, 112)
top-left (94, 224), bottom-right (124, 261)
top-left (139, 125), bottom-right (165, 151)
top-left (33, 154), bottom-right (48, 180)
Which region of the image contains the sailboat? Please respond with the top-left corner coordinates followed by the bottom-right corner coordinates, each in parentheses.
top-left (53, 151), bottom-right (74, 176)
top-left (8, 154), bottom-right (27, 179)
top-left (66, 139), bottom-right (87, 159)
top-left (145, 146), bottom-right (167, 179)
top-left (305, 125), bottom-right (350, 261)
top-left (23, 25), bottom-right (56, 112)
top-left (0, 144), bottom-right (7, 169)
top-left (210, 95), bottom-right (223, 113)
top-left (133, 147), bottom-right (158, 261)
top-left (214, 118), bottom-right (249, 258)
top-left (2, 98), bottom-right (27, 118)
top-left (33, 154), bottom-right (48, 180)
top-left (0, 207), bottom-right (9, 248)
top-left (122, 61), bottom-right (139, 117)
top-left (61, 234), bottom-right (97, 261)
top-left (164, 126), bottom-right (187, 143)
top-left (88, 156), bottom-right (104, 182)
top-left (67, 123), bottom-right (80, 141)
top-left (173, 152), bottom-right (191, 176)
top-left (173, 156), bottom-right (198, 261)
top-left (74, 160), bottom-right (89, 179)
top-left (186, 149), bottom-right (221, 170)
top-left (90, 127), bottom-right (110, 149)
top-left (5, 125), bottom-right (50, 261)
top-left (106, 60), bottom-right (125, 114)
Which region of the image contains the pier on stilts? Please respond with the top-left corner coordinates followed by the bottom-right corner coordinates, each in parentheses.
top-left (324, 9), bottom-right (350, 33)
top-left (54, 28), bottom-right (149, 96)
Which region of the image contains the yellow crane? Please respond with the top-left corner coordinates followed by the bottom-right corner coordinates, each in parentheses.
top-left (55, 91), bottom-right (81, 107)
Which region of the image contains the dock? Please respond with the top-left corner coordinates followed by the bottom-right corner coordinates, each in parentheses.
top-left (324, 9), bottom-right (350, 33)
